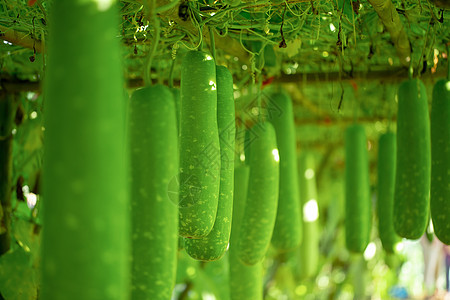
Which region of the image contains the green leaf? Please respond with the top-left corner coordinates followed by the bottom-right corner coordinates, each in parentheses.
top-left (0, 248), bottom-right (37, 300)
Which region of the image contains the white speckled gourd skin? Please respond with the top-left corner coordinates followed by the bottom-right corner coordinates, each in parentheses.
top-left (41, 1), bottom-right (129, 299)
top-left (185, 66), bottom-right (235, 260)
top-left (430, 79), bottom-right (450, 245)
top-left (128, 85), bottom-right (178, 299)
top-left (394, 79), bottom-right (431, 240)
top-left (179, 50), bottom-right (220, 238)
top-left (229, 165), bottom-right (263, 300)
top-left (237, 122), bottom-right (279, 265)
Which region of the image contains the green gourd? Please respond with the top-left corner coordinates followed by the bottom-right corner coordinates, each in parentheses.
top-left (394, 79), bottom-right (431, 239)
top-left (377, 132), bottom-right (401, 252)
top-left (229, 165), bottom-right (263, 300)
top-left (345, 124), bottom-right (372, 253)
top-left (237, 122), bottom-right (279, 265)
top-left (430, 79), bottom-right (450, 244)
top-left (267, 90), bottom-right (302, 251)
top-left (128, 85), bottom-right (178, 299)
top-left (185, 66), bottom-right (235, 260)
top-left (298, 152), bottom-right (320, 278)
top-left (41, 2), bottom-right (129, 299)
top-left (179, 50), bottom-right (220, 238)
top-left (171, 87), bottom-right (181, 135)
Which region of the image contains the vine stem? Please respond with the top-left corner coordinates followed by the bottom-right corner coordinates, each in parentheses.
top-left (447, 43), bottom-right (450, 81)
top-left (209, 26), bottom-right (216, 61)
top-left (144, 13), bottom-right (160, 86)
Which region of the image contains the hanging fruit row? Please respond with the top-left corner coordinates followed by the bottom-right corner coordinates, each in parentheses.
top-left (346, 77), bottom-right (449, 257)
top-left (38, 2), bottom-right (449, 300)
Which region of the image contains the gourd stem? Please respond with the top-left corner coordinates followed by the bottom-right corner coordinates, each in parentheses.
top-left (209, 26), bottom-right (216, 62)
top-left (144, 2), bottom-right (160, 86)
top-left (447, 44), bottom-right (450, 81)
top-left (168, 58), bottom-right (175, 88)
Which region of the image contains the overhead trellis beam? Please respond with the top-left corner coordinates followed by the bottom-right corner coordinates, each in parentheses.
top-left (366, 0), bottom-right (411, 67)
top-left (152, 0), bottom-right (250, 63)
top-left (0, 25), bottom-right (42, 53)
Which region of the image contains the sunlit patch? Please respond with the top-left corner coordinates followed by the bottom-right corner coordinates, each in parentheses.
top-left (94, 0), bottom-right (114, 11)
top-left (363, 242), bottom-right (376, 260)
top-left (3, 40), bottom-right (13, 45)
top-left (304, 168), bottom-right (314, 179)
top-left (303, 199), bottom-right (319, 222)
top-left (445, 81), bottom-right (450, 91)
top-left (202, 292), bottom-right (216, 300)
top-left (295, 285), bottom-right (307, 296)
top-left (317, 275), bottom-right (329, 289)
top-left (272, 149), bottom-right (279, 162)
top-left (26, 193), bottom-right (38, 209)
top-left (329, 23), bottom-right (336, 32)
top-left (395, 241), bottom-right (404, 252)
top-left (30, 111), bottom-right (38, 119)
top-left (209, 80), bottom-right (216, 90)
top-left (186, 266), bottom-right (196, 277)
top-left (205, 55), bottom-right (213, 61)
top-left (239, 153), bottom-right (245, 162)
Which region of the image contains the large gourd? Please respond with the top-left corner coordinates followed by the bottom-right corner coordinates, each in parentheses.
top-left (128, 85), bottom-right (178, 299)
top-left (430, 79), bottom-right (450, 244)
top-left (179, 50), bottom-right (220, 238)
top-left (377, 132), bottom-right (400, 252)
top-left (394, 79), bottom-right (431, 239)
top-left (267, 89), bottom-right (302, 251)
top-left (229, 165), bottom-right (263, 300)
top-left (41, 1), bottom-right (129, 299)
top-left (185, 66), bottom-right (235, 260)
top-left (345, 124), bottom-right (371, 253)
top-left (237, 122), bottom-right (279, 265)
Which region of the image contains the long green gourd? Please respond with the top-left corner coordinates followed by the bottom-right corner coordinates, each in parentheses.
top-left (430, 79), bottom-right (450, 244)
top-left (128, 85), bottom-right (178, 299)
top-left (229, 165), bottom-right (263, 300)
top-left (394, 79), bottom-right (431, 239)
top-left (377, 132), bottom-right (400, 252)
top-left (170, 87), bottom-right (186, 251)
top-left (237, 122), bottom-right (279, 265)
top-left (298, 152), bottom-right (319, 278)
top-left (179, 50), bottom-right (220, 238)
top-left (41, 1), bottom-right (129, 299)
top-left (345, 124), bottom-right (371, 253)
top-left (185, 66), bottom-right (235, 260)
top-left (267, 90), bottom-right (302, 251)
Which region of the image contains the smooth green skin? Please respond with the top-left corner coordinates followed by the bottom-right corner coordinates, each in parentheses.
top-left (377, 132), bottom-right (401, 253)
top-left (345, 124), bottom-right (372, 253)
top-left (430, 79), bottom-right (450, 245)
top-left (229, 166), bottom-right (263, 300)
top-left (179, 50), bottom-right (220, 238)
top-left (171, 87), bottom-right (185, 252)
top-left (41, 2), bottom-right (129, 299)
top-left (298, 153), bottom-right (319, 278)
top-left (237, 122), bottom-right (279, 265)
top-left (267, 90), bottom-right (302, 251)
top-left (128, 85), bottom-right (178, 299)
top-left (185, 66), bottom-right (235, 261)
top-left (394, 79), bottom-right (431, 239)
top-left (171, 87), bottom-right (181, 135)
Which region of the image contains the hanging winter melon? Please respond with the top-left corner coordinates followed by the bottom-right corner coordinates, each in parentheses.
top-left (41, 1), bottom-right (129, 299)
top-left (394, 79), bottom-right (431, 240)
